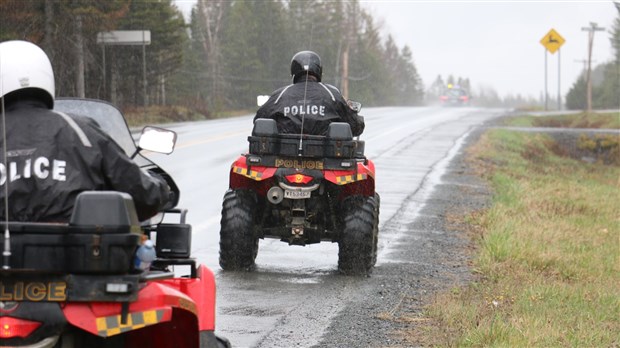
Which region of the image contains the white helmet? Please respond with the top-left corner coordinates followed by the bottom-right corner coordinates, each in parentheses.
top-left (0, 40), bottom-right (55, 108)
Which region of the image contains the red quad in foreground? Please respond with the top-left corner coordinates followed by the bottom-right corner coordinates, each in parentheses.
top-left (0, 99), bottom-right (230, 348)
top-left (219, 116), bottom-right (380, 276)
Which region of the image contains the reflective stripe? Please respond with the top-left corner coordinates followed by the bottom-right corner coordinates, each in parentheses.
top-left (233, 165), bottom-right (263, 181)
top-left (319, 83), bottom-right (336, 101)
top-left (335, 173), bottom-right (367, 185)
top-left (274, 85), bottom-right (293, 104)
top-left (95, 309), bottom-right (165, 337)
top-left (53, 111), bottom-right (92, 147)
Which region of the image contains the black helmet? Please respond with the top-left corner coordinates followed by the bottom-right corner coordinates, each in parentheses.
top-left (290, 50), bottom-right (322, 82)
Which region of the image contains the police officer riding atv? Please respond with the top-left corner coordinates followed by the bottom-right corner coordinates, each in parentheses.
top-left (219, 51), bottom-right (379, 276)
top-left (0, 41), bottom-right (229, 348)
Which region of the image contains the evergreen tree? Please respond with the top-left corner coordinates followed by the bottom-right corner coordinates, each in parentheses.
top-left (427, 75), bottom-right (445, 102)
top-left (348, 10), bottom-right (386, 106)
top-left (219, 0), bottom-right (292, 109)
top-left (597, 2), bottom-right (620, 109)
top-left (396, 45), bottom-right (424, 105)
top-left (566, 2), bottom-right (619, 110)
top-left (566, 74), bottom-right (587, 110)
top-left (113, 0), bottom-right (187, 107)
top-left (2, 0), bottom-right (428, 112)
top-left (220, 1), bottom-right (264, 108)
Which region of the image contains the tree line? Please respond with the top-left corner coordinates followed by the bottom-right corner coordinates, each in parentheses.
top-left (2, 1), bottom-right (616, 113)
top-left (0, 0), bottom-right (425, 117)
top-left (565, 2), bottom-right (619, 111)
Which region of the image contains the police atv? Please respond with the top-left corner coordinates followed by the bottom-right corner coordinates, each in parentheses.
top-left (219, 103), bottom-right (379, 276)
top-left (0, 99), bottom-right (230, 348)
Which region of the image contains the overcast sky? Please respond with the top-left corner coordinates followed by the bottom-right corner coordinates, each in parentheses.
top-left (174, 0), bottom-right (617, 99)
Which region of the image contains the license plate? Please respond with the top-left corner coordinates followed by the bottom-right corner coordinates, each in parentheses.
top-left (284, 190), bottom-right (311, 199)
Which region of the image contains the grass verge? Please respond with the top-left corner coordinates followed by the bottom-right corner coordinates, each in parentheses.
top-left (405, 119), bottom-right (620, 346)
top-left (502, 111), bottom-right (620, 129)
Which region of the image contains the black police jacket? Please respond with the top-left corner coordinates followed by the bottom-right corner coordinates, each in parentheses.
top-left (253, 80), bottom-right (365, 136)
top-left (0, 99), bottom-right (170, 222)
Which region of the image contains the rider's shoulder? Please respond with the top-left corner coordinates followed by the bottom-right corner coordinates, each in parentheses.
top-left (272, 84), bottom-right (294, 95)
top-left (320, 83), bottom-right (341, 93)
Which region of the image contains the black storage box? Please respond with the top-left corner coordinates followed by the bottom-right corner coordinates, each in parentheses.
top-left (248, 119), bottom-right (363, 159)
top-left (0, 191), bottom-right (141, 274)
top-left (0, 229), bottom-right (140, 274)
top-left (155, 223), bottom-right (192, 259)
top-left (248, 135), bottom-right (361, 158)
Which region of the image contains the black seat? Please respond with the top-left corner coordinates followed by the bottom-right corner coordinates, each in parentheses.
top-left (252, 119), bottom-right (279, 136)
top-left (70, 191), bottom-right (139, 231)
top-left (327, 122), bottom-right (353, 140)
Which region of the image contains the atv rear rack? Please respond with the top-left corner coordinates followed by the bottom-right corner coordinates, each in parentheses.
top-left (248, 119), bottom-right (365, 160)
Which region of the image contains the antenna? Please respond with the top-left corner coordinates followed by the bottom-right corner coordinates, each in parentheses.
top-left (298, 70), bottom-right (310, 155)
top-left (1, 91), bottom-right (10, 270)
top-left (297, 18), bottom-right (315, 156)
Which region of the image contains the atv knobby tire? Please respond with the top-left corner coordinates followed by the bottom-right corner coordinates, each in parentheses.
top-left (219, 189), bottom-right (259, 271)
top-left (338, 195), bottom-right (379, 276)
top-left (371, 193), bottom-right (380, 266)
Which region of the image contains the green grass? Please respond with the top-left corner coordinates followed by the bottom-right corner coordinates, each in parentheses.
top-left (408, 129), bottom-right (620, 347)
top-left (503, 111), bottom-right (620, 129)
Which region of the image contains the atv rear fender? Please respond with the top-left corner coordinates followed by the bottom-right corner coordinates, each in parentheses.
top-left (228, 156), bottom-right (276, 194)
top-left (324, 159), bottom-right (375, 197)
top-left (63, 265), bottom-right (216, 338)
top-left (229, 155), bottom-right (376, 197)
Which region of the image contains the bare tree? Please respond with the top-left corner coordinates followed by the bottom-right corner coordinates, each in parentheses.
top-left (340, 2), bottom-right (359, 100)
top-left (196, 0), bottom-right (226, 106)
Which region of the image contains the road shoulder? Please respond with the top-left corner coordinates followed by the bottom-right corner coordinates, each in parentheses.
top-left (314, 126), bottom-right (492, 347)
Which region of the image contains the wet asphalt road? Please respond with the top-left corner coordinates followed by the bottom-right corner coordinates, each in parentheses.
top-left (145, 106), bottom-right (506, 347)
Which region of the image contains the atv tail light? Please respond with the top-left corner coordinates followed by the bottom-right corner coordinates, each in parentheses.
top-left (0, 317), bottom-right (41, 338)
top-left (285, 174), bottom-right (313, 184)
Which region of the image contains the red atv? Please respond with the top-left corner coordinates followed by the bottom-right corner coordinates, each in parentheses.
top-left (0, 99), bottom-right (229, 348)
top-left (219, 114), bottom-right (379, 276)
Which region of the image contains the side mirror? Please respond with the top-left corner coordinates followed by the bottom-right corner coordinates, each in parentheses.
top-left (138, 126), bottom-right (177, 154)
top-left (347, 100), bottom-right (362, 113)
top-left (257, 95), bottom-right (270, 107)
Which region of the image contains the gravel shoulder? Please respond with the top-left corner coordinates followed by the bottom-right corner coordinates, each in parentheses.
top-left (314, 126), bottom-right (492, 348)
top-left (314, 116), bottom-right (617, 347)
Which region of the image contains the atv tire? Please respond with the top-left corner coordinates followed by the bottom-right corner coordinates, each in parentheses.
top-left (338, 195), bottom-right (379, 276)
top-left (371, 193), bottom-right (380, 266)
top-left (219, 189), bottom-right (259, 271)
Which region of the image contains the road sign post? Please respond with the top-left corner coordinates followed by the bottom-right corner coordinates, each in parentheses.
top-left (97, 30), bottom-right (151, 107)
top-left (540, 29), bottom-right (565, 110)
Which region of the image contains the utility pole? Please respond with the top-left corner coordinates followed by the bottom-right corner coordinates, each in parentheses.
top-left (581, 22), bottom-right (605, 113)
